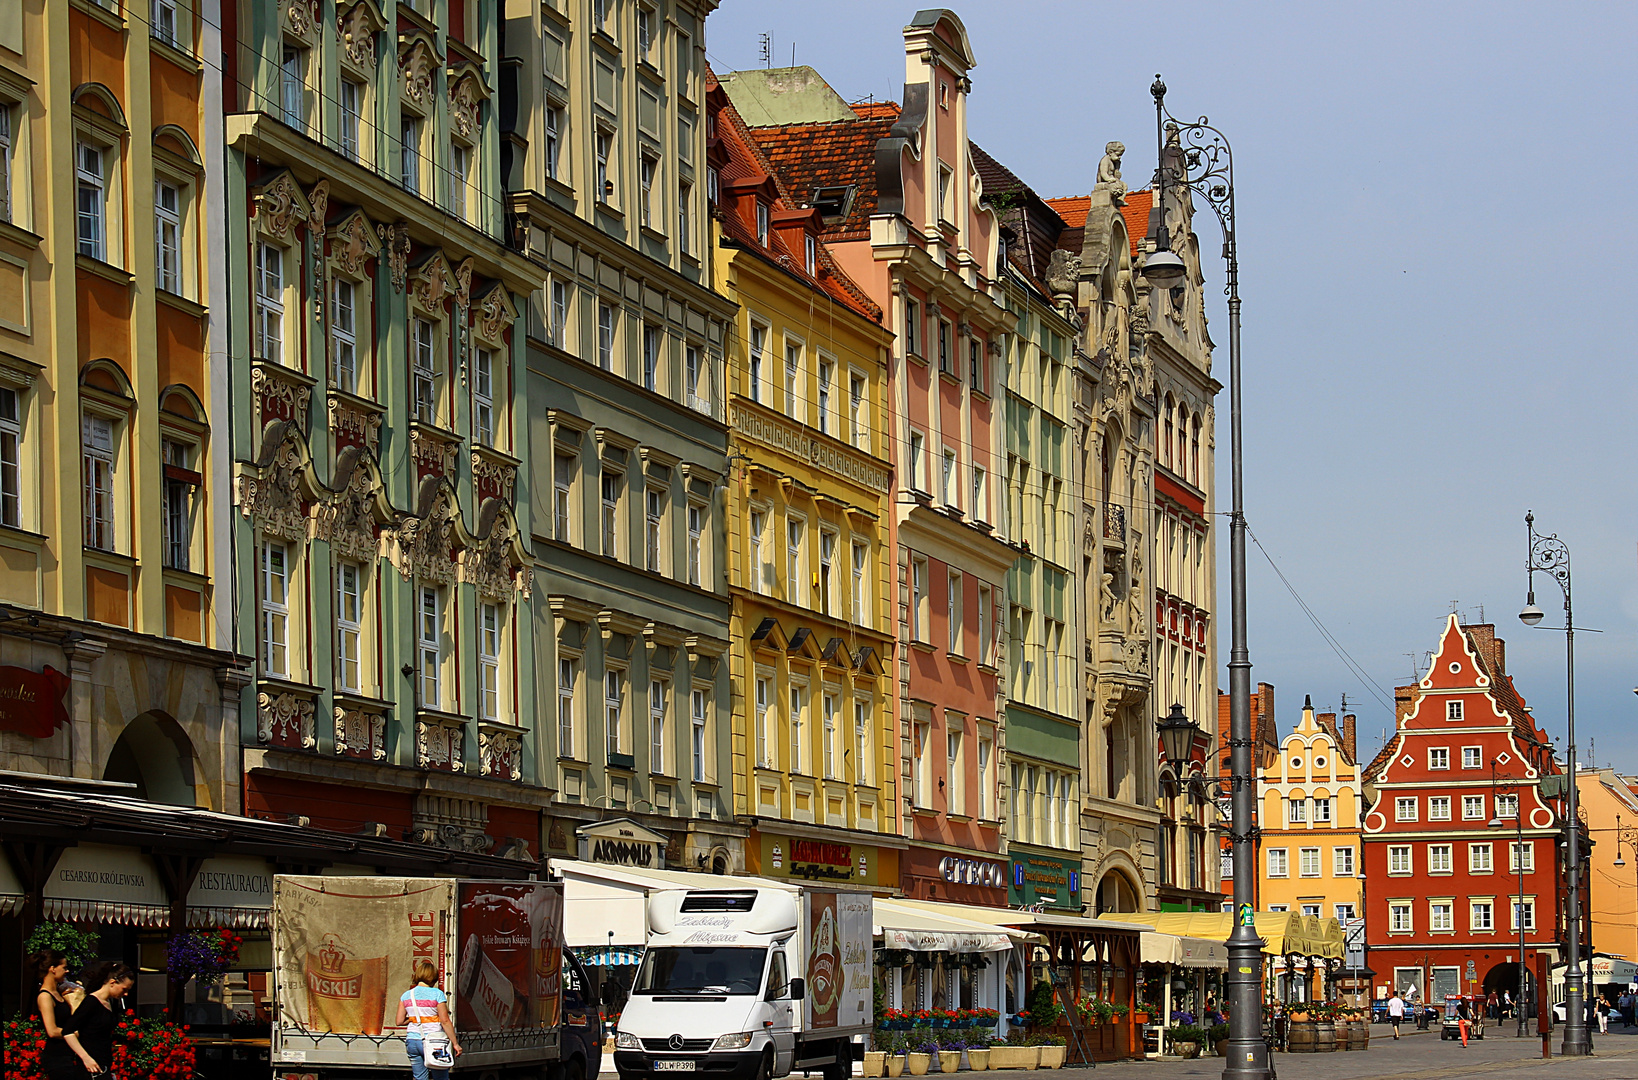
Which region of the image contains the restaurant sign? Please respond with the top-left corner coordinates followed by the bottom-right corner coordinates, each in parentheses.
top-left (755, 832), bottom-right (889, 887)
top-left (188, 855), bottom-right (274, 927)
top-left (43, 844), bottom-right (170, 926)
top-left (0, 664), bottom-right (70, 738)
top-left (1008, 850), bottom-right (1081, 910)
top-left (577, 818), bottom-right (668, 869)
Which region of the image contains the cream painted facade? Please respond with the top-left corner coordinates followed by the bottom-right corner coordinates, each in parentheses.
top-left (1258, 698), bottom-right (1363, 924)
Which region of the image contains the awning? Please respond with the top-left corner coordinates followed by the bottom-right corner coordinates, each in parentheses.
top-left (874, 898), bottom-right (1018, 953)
top-left (1140, 931), bottom-right (1228, 969)
top-left (186, 855), bottom-right (275, 929)
top-left (1552, 956), bottom-right (1638, 985)
top-left (0, 848), bottom-right (23, 917)
top-left (581, 946), bottom-right (646, 966)
top-left (1100, 911), bottom-right (1344, 960)
top-left (43, 844), bottom-right (170, 926)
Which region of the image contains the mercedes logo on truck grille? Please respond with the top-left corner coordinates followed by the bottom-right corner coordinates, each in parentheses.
top-left (668, 1034), bottom-right (685, 1051)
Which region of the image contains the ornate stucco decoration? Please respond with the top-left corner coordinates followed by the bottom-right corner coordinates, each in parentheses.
top-left (463, 500), bottom-right (532, 602)
top-left (328, 395), bottom-right (383, 454)
top-left (415, 715), bottom-right (465, 771)
top-left (254, 170), bottom-right (312, 244)
top-left (334, 706), bottom-right (386, 760)
top-left (238, 420), bottom-right (321, 542)
top-left (410, 425), bottom-right (459, 479)
top-left (284, 0), bottom-right (320, 43)
top-left (313, 448), bottom-right (393, 562)
top-left (452, 258), bottom-right (475, 385)
top-left (306, 180), bottom-right (330, 311)
top-left (330, 214), bottom-right (379, 277)
top-left (410, 250), bottom-right (455, 313)
top-left (388, 479), bottom-right (469, 584)
top-left (337, 0), bottom-right (386, 70)
top-left (448, 70), bottom-right (489, 142)
top-left (399, 37), bottom-right (439, 111)
top-left (470, 450), bottom-right (517, 503)
top-left (250, 364), bottom-right (313, 426)
top-left (258, 690), bottom-right (316, 748)
top-left (479, 725), bottom-right (522, 780)
top-left (473, 283), bottom-right (516, 345)
top-left (375, 221), bottom-right (411, 291)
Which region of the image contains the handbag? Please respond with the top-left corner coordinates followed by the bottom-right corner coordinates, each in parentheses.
top-left (422, 1033), bottom-right (455, 1069)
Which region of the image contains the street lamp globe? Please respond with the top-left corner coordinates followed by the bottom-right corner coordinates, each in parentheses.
top-left (1519, 602), bottom-right (1545, 627)
top-left (1487, 816), bottom-right (1504, 829)
top-left (1142, 248), bottom-right (1187, 286)
top-left (1158, 702), bottom-right (1199, 782)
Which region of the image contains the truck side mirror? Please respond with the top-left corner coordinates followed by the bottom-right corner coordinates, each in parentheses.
top-left (789, 978), bottom-right (805, 1001)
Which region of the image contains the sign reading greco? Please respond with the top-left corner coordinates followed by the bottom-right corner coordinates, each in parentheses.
top-left (576, 818), bottom-right (668, 869)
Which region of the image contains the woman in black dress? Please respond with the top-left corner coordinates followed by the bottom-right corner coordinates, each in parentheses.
top-left (31, 949), bottom-right (79, 1080)
top-left (63, 961), bottom-right (134, 1078)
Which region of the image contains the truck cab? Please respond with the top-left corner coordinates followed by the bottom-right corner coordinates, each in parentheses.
top-left (560, 948), bottom-right (604, 1080)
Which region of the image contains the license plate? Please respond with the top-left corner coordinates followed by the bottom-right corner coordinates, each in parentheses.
top-left (655, 1061), bottom-right (697, 1072)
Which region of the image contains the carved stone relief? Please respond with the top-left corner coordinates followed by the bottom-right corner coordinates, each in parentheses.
top-left (416, 716), bottom-right (465, 771)
top-left (328, 395), bottom-right (383, 455)
top-left (450, 73), bottom-right (485, 141)
top-left (285, 0), bottom-right (320, 43)
top-left (337, 0), bottom-right (386, 70)
top-left (334, 707), bottom-right (386, 760)
top-left (376, 222), bottom-right (411, 291)
top-left (256, 172), bottom-right (307, 244)
top-left (390, 487), bottom-right (459, 584)
top-left (332, 213), bottom-right (377, 277)
top-left (479, 726), bottom-right (523, 780)
top-left (470, 452), bottom-right (516, 503)
top-left (258, 691), bottom-right (316, 749)
top-left (400, 39), bottom-right (438, 110)
top-left (238, 427), bottom-right (312, 542)
top-left (314, 456), bottom-right (385, 562)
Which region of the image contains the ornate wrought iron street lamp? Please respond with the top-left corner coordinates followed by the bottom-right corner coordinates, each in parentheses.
top-left (1520, 510), bottom-right (1590, 1055)
top-left (1143, 74), bottom-right (1262, 1080)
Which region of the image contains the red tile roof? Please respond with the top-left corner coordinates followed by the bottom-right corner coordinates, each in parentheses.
top-left (1044, 190), bottom-right (1152, 259)
top-left (1043, 196), bottom-right (1089, 229)
top-left (749, 115), bottom-right (899, 242)
top-left (850, 101), bottom-right (901, 120)
top-left (1120, 191), bottom-right (1153, 259)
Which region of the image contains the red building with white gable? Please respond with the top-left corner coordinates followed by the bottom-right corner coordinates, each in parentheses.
top-left (1362, 616), bottom-right (1586, 1007)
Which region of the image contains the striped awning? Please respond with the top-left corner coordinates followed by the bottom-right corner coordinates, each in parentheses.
top-left (187, 906), bottom-right (270, 929)
top-left (581, 946), bottom-right (645, 966)
top-left (43, 898), bottom-right (170, 927)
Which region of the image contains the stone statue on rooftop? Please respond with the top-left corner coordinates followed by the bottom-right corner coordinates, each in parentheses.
top-left (1096, 141), bottom-right (1127, 207)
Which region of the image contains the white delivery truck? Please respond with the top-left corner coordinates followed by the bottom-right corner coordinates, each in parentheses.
top-left (271, 875), bottom-right (603, 1079)
top-left (613, 888), bottom-right (871, 1080)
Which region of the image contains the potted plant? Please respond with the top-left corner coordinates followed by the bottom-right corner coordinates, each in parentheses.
top-left (966, 1036), bottom-right (991, 1071)
top-left (1168, 1024), bottom-right (1205, 1059)
top-left (883, 1032), bottom-right (907, 1077)
top-left (907, 1034), bottom-right (937, 1076)
top-left (987, 1031), bottom-right (1036, 1070)
top-left (1030, 1033), bottom-right (1067, 1069)
top-left (1026, 980), bottom-right (1062, 1028)
top-left (112, 1015), bottom-right (198, 1079)
top-left (936, 1029), bottom-right (963, 1073)
top-left (1208, 1022), bottom-right (1229, 1056)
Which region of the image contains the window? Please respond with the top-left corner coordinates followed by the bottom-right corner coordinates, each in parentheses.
top-left (1495, 793), bottom-right (1518, 819)
top-left (1429, 844), bottom-right (1452, 873)
top-left (604, 669), bottom-right (624, 757)
top-left (412, 318), bottom-right (437, 423)
top-left (1471, 901), bottom-right (1493, 931)
top-left (1464, 794), bottom-right (1485, 820)
top-left (281, 47), bottom-right (306, 131)
top-left (339, 79), bottom-right (362, 160)
top-left (81, 415), bottom-right (115, 551)
top-left (1470, 843), bottom-right (1492, 872)
top-left (850, 541), bottom-right (868, 625)
top-left (1395, 797), bottom-right (1417, 822)
top-left (593, 0), bottom-right (608, 32)
top-left (685, 346), bottom-right (705, 412)
top-left (1333, 846), bottom-right (1354, 876)
top-left (912, 719), bottom-right (930, 807)
top-left (645, 486), bottom-right (665, 573)
top-left (822, 693), bottom-right (838, 778)
top-left (637, 4), bottom-right (654, 55)
top-left (160, 439), bottom-right (193, 570)
top-left (600, 470), bottom-right (620, 558)
top-left (1429, 747), bottom-right (1449, 769)
top-left (155, 181), bottom-right (181, 293)
top-left (908, 431), bottom-right (926, 491)
top-left (905, 300), bottom-right (920, 357)
top-left (785, 516), bottom-right (804, 602)
top-left (946, 569), bottom-right (963, 654)
top-left (1511, 900), bottom-right (1535, 931)
top-left (1430, 902), bottom-right (1453, 932)
top-left (336, 562), bottom-right (362, 692)
top-left (550, 281), bottom-right (568, 347)
top-left (1390, 903), bottom-right (1413, 933)
top-left (678, 181), bottom-right (692, 252)
top-left (1389, 845), bottom-right (1412, 874)
top-left (1266, 848), bottom-right (1288, 877)
top-left (479, 603), bottom-right (501, 722)
top-left (937, 163), bottom-right (953, 222)
top-left (1511, 841), bottom-right (1534, 873)
top-left (977, 734), bottom-right (994, 818)
top-left (748, 509), bottom-right (766, 594)
top-left (558, 657), bottom-right (578, 758)
top-left (649, 679), bottom-right (666, 772)
top-left (941, 448), bottom-right (957, 505)
top-left (1463, 746), bottom-right (1482, 769)
top-left (472, 348), bottom-right (494, 446)
top-left (854, 700), bottom-right (873, 785)
top-left (260, 542), bottom-right (289, 677)
top-left (639, 155), bottom-right (656, 228)
top-left (76, 143), bottom-right (106, 259)
top-left (1312, 796), bottom-right (1332, 822)
top-left (976, 585), bottom-right (992, 665)
top-left (641, 325), bottom-right (659, 391)
top-left (686, 502), bottom-right (702, 586)
top-left (1288, 797), bottom-right (1307, 824)
top-left (818, 530), bottom-right (835, 615)
top-left (754, 675), bottom-right (773, 768)
top-left (971, 466), bottom-right (986, 521)
top-left (789, 684), bottom-right (807, 774)
top-left (937, 320), bottom-right (951, 373)
top-left (691, 688), bottom-right (707, 782)
top-left (553, 454), bottom-right (575, 542)
top-left (1428, 796), bottom-right (1451, 821)
top-left (591, 303), bottom-right (619, 373)
top-left (1335, 902), bottom-right (1356, 923)
top-left (544, 107), bottom-right (562, 180)
top-left (848, 373), bottom-right (866, 449)
top-left (0, 106), bottom-right (12, 223)
top-left (755, 201), bottom-right (769, 246)
top-left (418, 585), bottom-right (443, 707)
top-left (969, 339), bottom-right (983, 387)
top-left (1446, 700), bottom-right (1464, 721)
top-left (0, 388), bottom-right (19, 528)
top-left (400, 116), bottom-right (422, 193)
top-left (804, 233), bottom-right (816, 276)
top-left (450, 145), bottom-right (469, 219)
top-left (910, 557), bottom-right (927, 642)
top-left (1301, 903), bottom-right (1321, 918)
top-left (1299, 847), bottom-right (1320, 877)
top-left (256, 242), bottom-right (284, 362)
top-left (152, 0), bottom-right (180, 45)
top-left (595, 132), bottom-right (611, 201)
top-left (332, 280), bottom-right (358, 392)
top-left (816, 359), bottom-right (833, 435)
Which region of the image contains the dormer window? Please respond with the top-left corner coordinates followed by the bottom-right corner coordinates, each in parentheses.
top-left (810, 185), bottom-right (855, 224)
top-left (755, 202), bottom-right (769, 247)
top-left (804, 234), bottom-right (817, 276)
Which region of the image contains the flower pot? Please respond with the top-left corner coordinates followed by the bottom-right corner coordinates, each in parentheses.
top-left (1133, 1012), bottom-right (1150, 1024)
top-left (987, 1046), bottom-right (1037, 1070)
top-left (939, 1051), bottom-right (959, 1073)
top-left (1215, 1039), bottom-right (1227, 1057)
top-left (864, 1051), bottom-right (886, 1076)
top-left (1037, 1045), bottom-right (1066, 1069)
top-left (966, 1049), bottom-right (990, 1071)
top-left (907, 1052), bottom-right (932, 1076)
top-left (1174, 1041), bottom-right (1200, 1060)
top-left (887, 1055), bottom-right (906, 1077)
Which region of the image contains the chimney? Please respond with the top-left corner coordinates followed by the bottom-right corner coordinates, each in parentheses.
top-left (1317, 710), bottom-right (1341, 747)
top-left (1395, 684), bottom-right (1416, 724)
top-left (1462, 623), bottom-right (1505, 677)
top-left (1342, 714), bottom-right (1357, 764)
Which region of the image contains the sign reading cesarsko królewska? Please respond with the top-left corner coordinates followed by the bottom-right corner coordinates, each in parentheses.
top-left (1008, 849), bottom-right (1081, 910)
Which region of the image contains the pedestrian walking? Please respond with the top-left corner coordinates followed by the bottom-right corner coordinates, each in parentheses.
top-left (1457, 998), bottom-right (1472, 1047)
top-left (1503, 989), bottom-right (1513, 1020)
top-left (395, 960), bottom-right (462, 1080)
top-left (29, 949), bottom-right (80, 1080)
top-left (1596, 996), bottom-right (1610, 1034)
top-left (63, 961), bottom-right (135, 1079)
top-left (1486, 989), bottom-right (1499, 1020)
top-left (1387, 991), bottom-right (1405, 1039)
top-left (1619, 990), bottom-right (1634, 1028)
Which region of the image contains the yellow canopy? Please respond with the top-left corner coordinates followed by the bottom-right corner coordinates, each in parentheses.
top-left (1097, 911), bottom-right (1344, 960)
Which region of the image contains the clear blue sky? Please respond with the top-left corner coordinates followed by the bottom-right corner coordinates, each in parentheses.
top-left (706, 1), bottom-right (1638, 767)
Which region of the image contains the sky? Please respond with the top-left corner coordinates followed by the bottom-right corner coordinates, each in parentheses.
top-left (705, 1), bottom-right (1638, 766)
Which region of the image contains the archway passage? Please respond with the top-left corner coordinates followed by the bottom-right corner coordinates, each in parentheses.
top-left (1482, 962), bottom-right (1533, 1016)
top-left (1096, 870), bottom-right (1141, 915)
top-left (103, 712), bottom-right (197, 806)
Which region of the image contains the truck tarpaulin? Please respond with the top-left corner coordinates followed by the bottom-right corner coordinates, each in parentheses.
top-left (456, 881), bottom-right (564, 1034)
top-left (804, 891), bottom-right (870, 1032)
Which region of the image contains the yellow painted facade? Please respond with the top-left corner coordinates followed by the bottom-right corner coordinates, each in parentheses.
top-left (1258, 699), bottom-right (1364, 924)
top-left (1580, 767), bottom-right (1638, 962)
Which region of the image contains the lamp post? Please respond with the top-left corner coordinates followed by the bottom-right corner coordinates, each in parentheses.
top-left (1520, 510), bottom-right (1590, 1054)
top-left (1489, 765), bottom-right (1530, 1037)
top-left (1143, 75), bottom-right (1262, 1080)
top-left (1608, 816), bottom-right (1638, 1022)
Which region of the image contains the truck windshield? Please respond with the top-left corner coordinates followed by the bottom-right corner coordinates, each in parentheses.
top-left (634, 947), bottom-right (768, 996)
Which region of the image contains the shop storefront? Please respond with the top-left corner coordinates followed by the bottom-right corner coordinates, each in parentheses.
top-left (1008, 847), bottom-right (1081, 910)
top-left (745, 828), bottom-right (901, 891)
top-left (901, 844), bottom-right (1009, 907)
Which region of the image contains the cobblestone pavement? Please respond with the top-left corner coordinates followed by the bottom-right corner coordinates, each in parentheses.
top-left (1029, 1023), bottom-right (1638, 1080)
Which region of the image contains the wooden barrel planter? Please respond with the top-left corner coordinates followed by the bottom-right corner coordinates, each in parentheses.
top-left (1313, 1021), bottom-right (1336, 1052)
top-left (1287, 1021), bottom-right (1317, 1052)
top-left (1348, 1020), bottom-right (1369, 1050)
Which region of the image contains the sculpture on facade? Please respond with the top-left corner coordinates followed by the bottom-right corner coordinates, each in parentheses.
top-left (1096, 141), bottom-right (1127, 206)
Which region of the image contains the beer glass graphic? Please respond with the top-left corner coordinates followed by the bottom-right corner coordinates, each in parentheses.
top-left (306, 934), bottom-right (389, 1034)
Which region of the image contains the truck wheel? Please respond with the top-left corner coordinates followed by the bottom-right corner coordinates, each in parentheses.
top-left (565, 1056), bottom-right (586, 1080)
top-left (755, 1048), bottom-right (775, 1080)
top-left (822, 1041), bottom-right (851, 1080)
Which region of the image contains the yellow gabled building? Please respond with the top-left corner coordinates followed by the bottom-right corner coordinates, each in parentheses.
top-left (707, 75), bottom-right (904, 888)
